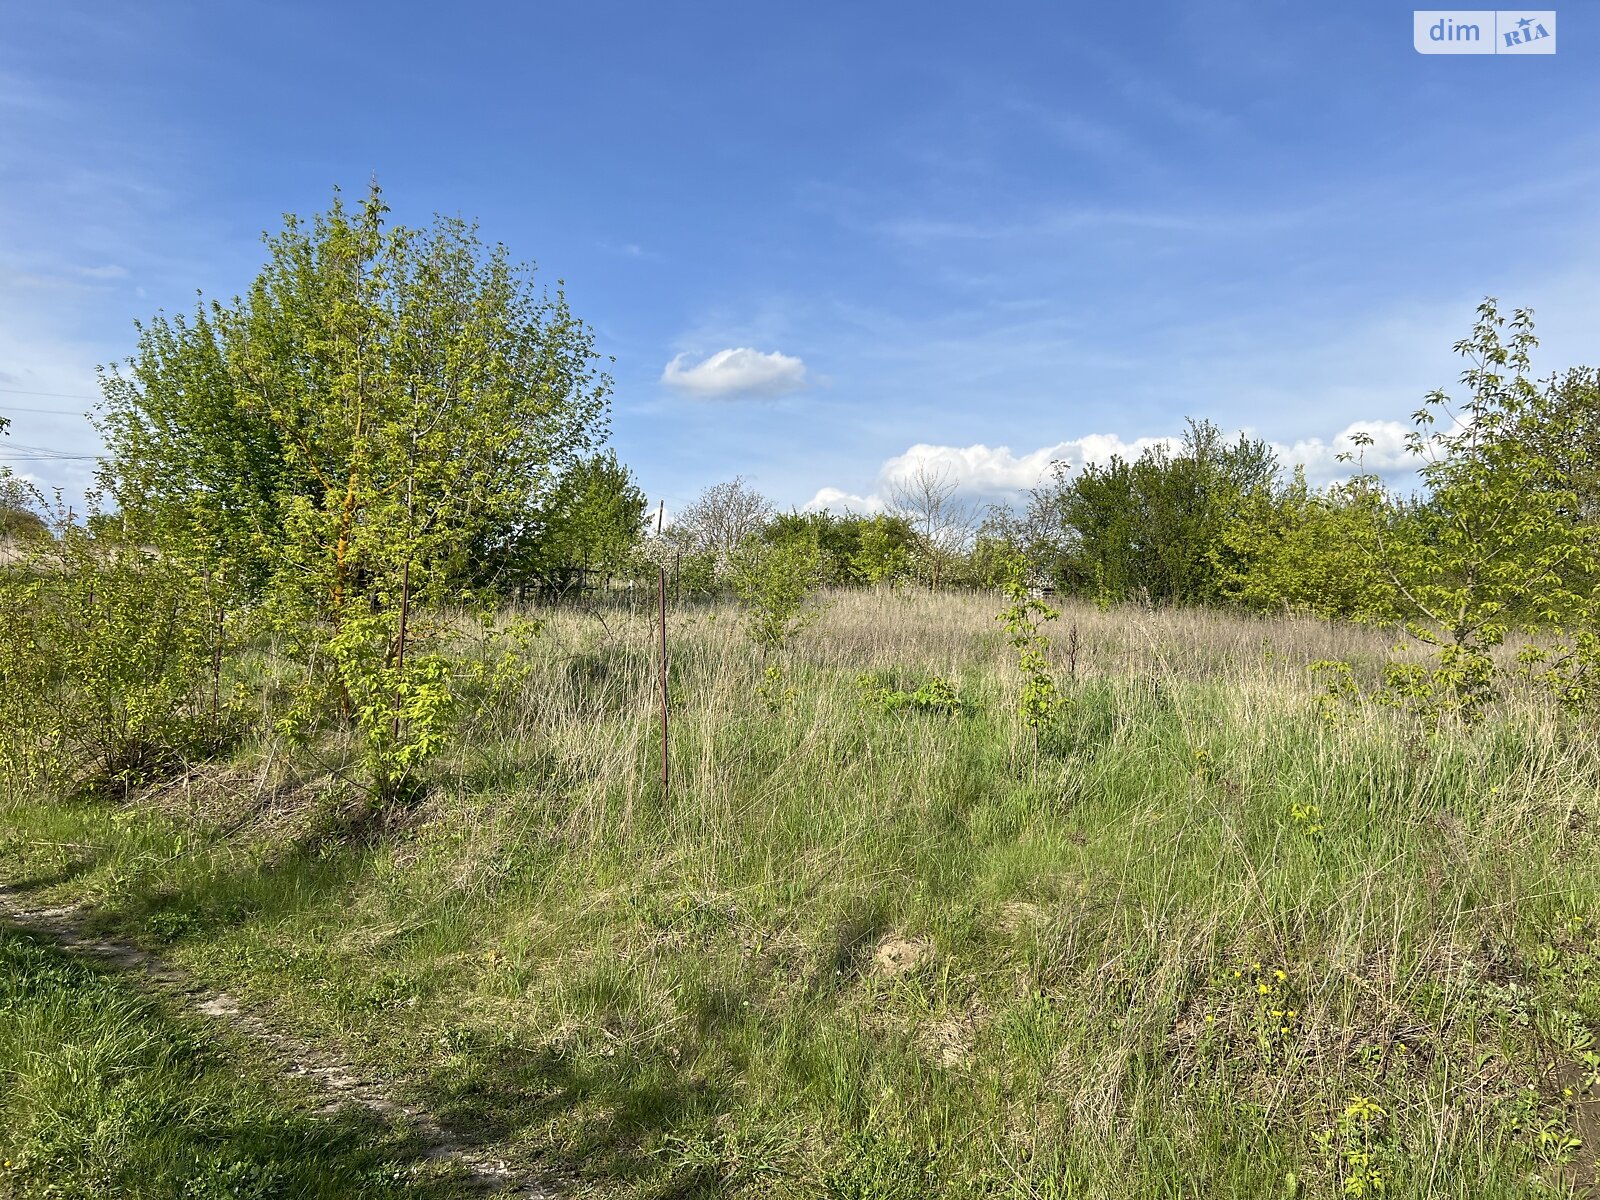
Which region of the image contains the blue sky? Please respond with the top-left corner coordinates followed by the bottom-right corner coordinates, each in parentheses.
top-left (2, 1), bottom-right (1597, 514)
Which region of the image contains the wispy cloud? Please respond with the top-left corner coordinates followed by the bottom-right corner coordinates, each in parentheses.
top-left (599, 239), bottom-right (659, 260)
top-left (1000, 94), bottom-right (1166, 177)
top-left (876, 207), bottom-right (1209, 244)
top-left (68, 263), bottom-right (129, 281)
top-left (662, 347), bottom-right (809, 398)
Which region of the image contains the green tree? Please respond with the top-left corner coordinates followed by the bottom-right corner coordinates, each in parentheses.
top-left (728, 538), bottom-right (827, 651)
top-left (1212, 469), bottom-right (1400, 621)
top-left (96, 184), bottom-right (611, 601)
top-left (760, 510), bottom-right (917, 586)
top-left (1349, 299), bottom-right (1600, 722)
top-left (1531, 366), bottom-right (1600, 524)
top-left (849, 514), bottom-right (915, 585)
top-left (0, 527), bottom-right (226, 796)
top-left (498, 450), bottom-right (646, 594)
top-left (1042, 421), bottom-right (1278, 604)
top-left (0, 468), bottom-right (49, 542)
top-left (98, 185), bottom-right (614, 803)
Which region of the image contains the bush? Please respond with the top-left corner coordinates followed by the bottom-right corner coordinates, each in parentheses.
top-left (856, 671), bottom-right (968, 716)
top-left (0, 532), bottom-right (235, 796)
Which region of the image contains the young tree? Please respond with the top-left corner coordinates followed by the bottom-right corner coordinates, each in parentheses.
top-left (98, 185), bottom-right (615, 803)
top-left (728, 538), bottom-right (827, 651)
top-left (96, 184), bottom-right (612, 601)
top-left (849, 514), bottom-right (916, 586)
top-left (493, 450), bottom-right (647, 594)
top-left (1349, 299), bottom-right (1599, 721)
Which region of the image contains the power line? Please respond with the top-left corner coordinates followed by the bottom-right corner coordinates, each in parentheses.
top-left (0, 441), bottom-right (99, 461)
top-left (0, 405), bottom-right (93, 416)
top-left (0, 387), bottom-right (99, 401)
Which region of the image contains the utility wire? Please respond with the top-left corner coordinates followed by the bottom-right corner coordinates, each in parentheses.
top-left (0, 440), bottom-right (99, 461)
top-left (0, 387), bottom-right (99, 401)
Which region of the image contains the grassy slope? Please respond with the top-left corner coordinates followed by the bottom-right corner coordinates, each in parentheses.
top-left (0, 928), bottom-right (469, 1199)
top-left (2, 590), bottom-right (1599, 1198)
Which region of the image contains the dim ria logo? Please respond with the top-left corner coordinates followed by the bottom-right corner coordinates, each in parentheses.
top-left (1414, 10), bottom-right (1556, 53)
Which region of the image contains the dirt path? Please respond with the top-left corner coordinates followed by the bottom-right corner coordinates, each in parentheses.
top-left (0, 886), bottom-right (558, 1199)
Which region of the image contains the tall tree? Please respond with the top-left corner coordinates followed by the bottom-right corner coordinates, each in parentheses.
top-left (96, 184), bottom-right (612, 603)
top-left (97, 185), bottom-right (615, 801)
top-left (1041, 421), bottom-right (1278, 604)
top-left (668, 476), bottom-right (773, 566)
top-left (499, 450), bottom-right (647, 592)
top-left (1348, 300), bottom-right (1600, 719)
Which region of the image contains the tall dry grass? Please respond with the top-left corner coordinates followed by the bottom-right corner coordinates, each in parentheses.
top-left (4, 588), bottom-right (1598, 1198)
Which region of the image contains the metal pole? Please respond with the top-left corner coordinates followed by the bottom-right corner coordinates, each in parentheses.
top-left (658, 564), bottom-right (669, 801)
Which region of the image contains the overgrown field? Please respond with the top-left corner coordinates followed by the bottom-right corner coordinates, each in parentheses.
top-left (3, 589), bottom-right (1599, 1198)
top-left (0, 929), bottom-right (463, 1198)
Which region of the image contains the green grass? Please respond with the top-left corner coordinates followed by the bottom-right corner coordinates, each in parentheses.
top-left (0, 928), bottom-right (469, 1199)
top-left (2, 590), bottom-right (1598, 1197)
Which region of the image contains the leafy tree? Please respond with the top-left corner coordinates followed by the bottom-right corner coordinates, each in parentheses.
top-left (1348, 299), bottom-right (1600, 722)
top-left (96, 184), bottom-right (611, 601)
top-left (728, 538), bottom-right (826, 651)
top-left (1531, 366), bottom-right (1600, 525)
top-left (760, 510), bottom-right (917, 585)
top-left (98, 185), bottom-right (614, 803)
top-left (1041, 421), bottom-right (1278, 604)
top-left (973, 470), bottom-right (1076, 589)
top-left (1212, 469), bottom-right (1400, 621)
top-left (0, 469), bottom-right (49, 543)
top-left (497, 450), bottom-right (646, 593)
top-left (849, 514), bottom-right (916, 585)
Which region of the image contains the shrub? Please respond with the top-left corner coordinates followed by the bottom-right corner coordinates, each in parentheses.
top-left (0, 530), bottom-right (236, 796)
top-left (728, 539), bottom-right (827, 651)
top-left (856, 671), bottom-right (968, 716)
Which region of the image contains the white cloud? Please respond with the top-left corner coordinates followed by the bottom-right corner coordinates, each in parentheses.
top-left (1277, 420), bottom-right (1414, 480)
top-left (805, 434), bottom-right (1173, 513)
top-left (803, 421), bottom-right (1420, 514)
top-left (804, 485), bottom-right (883, 514)
top-left (879, 436), bottom-right (1173, 493)
top-left (661, 347), bottom-right (808, 398)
